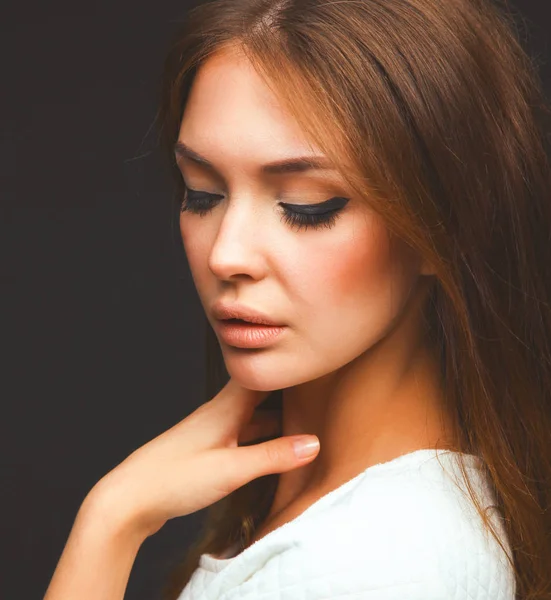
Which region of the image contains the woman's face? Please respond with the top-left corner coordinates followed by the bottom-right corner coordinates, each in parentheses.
top-left (176, 47), bottom-right (425, 391)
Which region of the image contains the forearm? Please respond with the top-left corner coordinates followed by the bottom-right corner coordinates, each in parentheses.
top-left (43, 493), bottom-right (145, 600)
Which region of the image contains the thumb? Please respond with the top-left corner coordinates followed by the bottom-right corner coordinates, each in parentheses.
top-left (236, 435), bottom-right (321, 482)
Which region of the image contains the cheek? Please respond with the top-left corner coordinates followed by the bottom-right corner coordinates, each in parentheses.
top-left (180, 216), bottom-right (199, 259)
top-left (179, 217), bottom-right (213, 299)
top-left (331, 222), bottom-right (391, 301)
top-left (294, 217), bottom-right (396, 317)
top-left (292, 215), bottom-right (419, 358)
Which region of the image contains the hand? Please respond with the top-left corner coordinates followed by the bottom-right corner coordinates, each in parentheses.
top-left (89, 378), bottom-right (320, 541)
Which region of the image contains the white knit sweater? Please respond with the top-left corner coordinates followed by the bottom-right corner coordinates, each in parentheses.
top-left (177, 448), bottom-right (516, 599)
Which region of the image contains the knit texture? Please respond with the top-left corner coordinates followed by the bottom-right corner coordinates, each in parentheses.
top-left (177, 448), bottom-right (516, 600)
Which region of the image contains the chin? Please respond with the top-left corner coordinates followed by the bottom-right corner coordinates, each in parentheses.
top-left (226, 369), bottom-right (286, 392)
top-left (225, 357), bottom-right (327, 395)
top-left (222, 355), bottom-right (292, 391)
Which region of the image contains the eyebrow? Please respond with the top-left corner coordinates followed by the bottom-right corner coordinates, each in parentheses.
top-left (173, 140), bottom-right (337, 175)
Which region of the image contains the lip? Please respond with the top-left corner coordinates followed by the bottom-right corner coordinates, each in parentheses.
top-left (211, 301), bottom-right (284, 326)
top-left (215, 320), bottom-right (287, 348)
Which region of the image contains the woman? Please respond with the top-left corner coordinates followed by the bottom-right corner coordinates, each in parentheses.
top-left (44, 0), bottom-right (551, 599)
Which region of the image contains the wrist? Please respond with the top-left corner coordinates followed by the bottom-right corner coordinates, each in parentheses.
top-left (43, 493), bottom-right (143, 600)
top-left (79, 484), bottom-right (148, 549)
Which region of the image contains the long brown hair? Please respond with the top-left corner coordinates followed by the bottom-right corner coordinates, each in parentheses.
top-left (155, 1), bottom-right (551, 598)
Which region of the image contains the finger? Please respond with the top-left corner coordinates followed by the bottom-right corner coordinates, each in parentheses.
top-left (215, 378), bottom-right (273, 424)
top-left (225, 435), bottom-right (321, 491)
top-left (238, 410), bottom-right (282, 445)
top-left (227, 378), bottom-right (272, 408)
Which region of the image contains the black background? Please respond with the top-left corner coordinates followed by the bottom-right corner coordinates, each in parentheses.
top-left (2, 1), bottom-right (549, 599)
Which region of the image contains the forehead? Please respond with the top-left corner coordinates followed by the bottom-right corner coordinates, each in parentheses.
top-left (178, 49), bottom-right (325, 173)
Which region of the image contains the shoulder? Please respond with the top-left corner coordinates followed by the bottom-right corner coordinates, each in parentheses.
top-left (216, 452), bottom-right (516, 600)
top-left (292, 450), bottom-right (516, 599)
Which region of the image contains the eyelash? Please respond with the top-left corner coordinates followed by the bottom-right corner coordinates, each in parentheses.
top-left (179, 187), bottom-right (348, 232)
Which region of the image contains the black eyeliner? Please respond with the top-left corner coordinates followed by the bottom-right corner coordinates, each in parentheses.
top-left (279, 197), bottom-right (349, 214)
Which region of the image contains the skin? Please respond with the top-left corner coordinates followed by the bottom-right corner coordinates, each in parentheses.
top-left (176, 45), bottom-right (458, 548)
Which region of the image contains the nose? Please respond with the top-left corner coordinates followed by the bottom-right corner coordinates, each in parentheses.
top-left (207, 199), bottom-right (266, 282)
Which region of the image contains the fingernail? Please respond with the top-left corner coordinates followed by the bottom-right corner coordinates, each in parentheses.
top-left (293, 436), bottom-right (320, 459)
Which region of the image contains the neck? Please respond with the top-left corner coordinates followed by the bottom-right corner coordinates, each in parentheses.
top-left (274, 278), bottom-right (457, 511)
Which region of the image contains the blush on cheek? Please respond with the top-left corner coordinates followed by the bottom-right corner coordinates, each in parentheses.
top-left (324, 218), bottom-right (393, 304)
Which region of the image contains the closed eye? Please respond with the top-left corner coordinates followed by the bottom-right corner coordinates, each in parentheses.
top-left (179, 186), bottom-right (349, 232)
